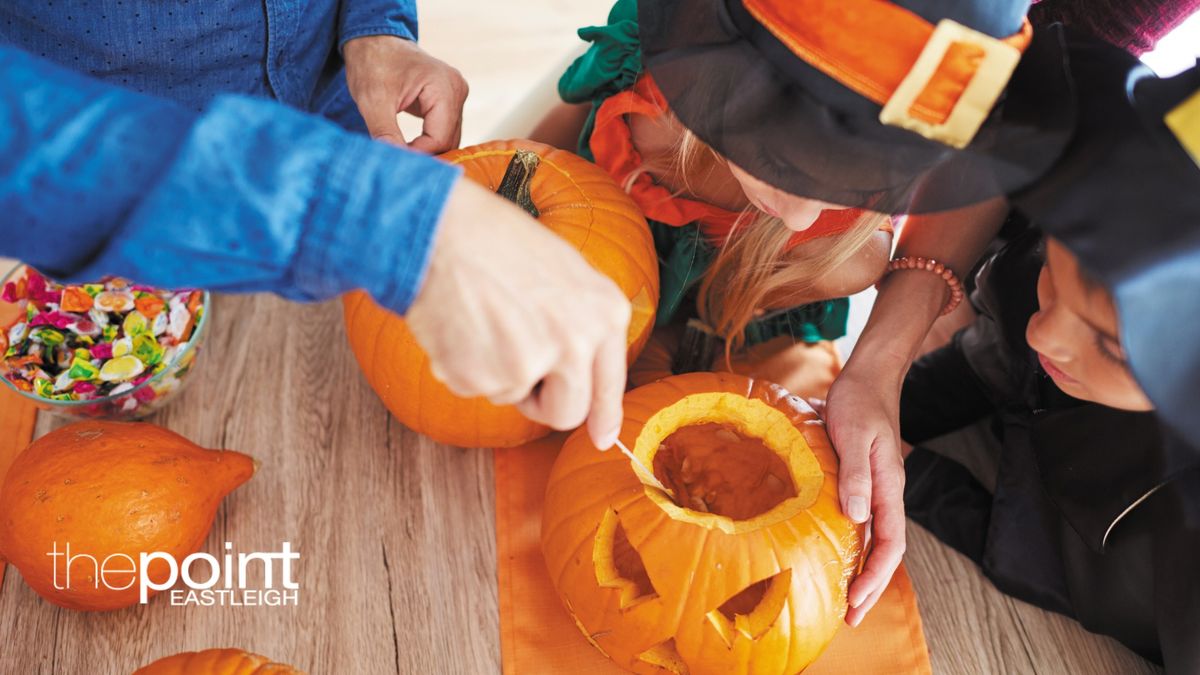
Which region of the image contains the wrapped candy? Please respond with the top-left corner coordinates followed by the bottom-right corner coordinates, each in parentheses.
top-left (60, 286), bottom-right (94, 313)
top-left (99, 355), bottom-right (145, 382)
top-left (0, 268), bottom-right (206, 415)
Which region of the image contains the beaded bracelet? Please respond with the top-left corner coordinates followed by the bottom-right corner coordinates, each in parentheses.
top-left (884, 256), bottom-right (964, 316)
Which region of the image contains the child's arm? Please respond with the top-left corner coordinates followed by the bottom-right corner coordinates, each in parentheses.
top-left (826, 195), bottom-right (1011, 627)
top-left (774, 230), bottom-right (893, 308)
top-left (527, 101), bottom-right (592, 151)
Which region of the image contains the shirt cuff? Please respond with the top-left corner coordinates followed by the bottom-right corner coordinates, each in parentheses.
top-left (338, 24), bottom-right (417, 51)
top-left (293, 134), bottom-right (461, 315)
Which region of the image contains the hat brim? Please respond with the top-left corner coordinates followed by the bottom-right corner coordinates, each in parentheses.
top-left (640, 0), bottom-right (1078, 214)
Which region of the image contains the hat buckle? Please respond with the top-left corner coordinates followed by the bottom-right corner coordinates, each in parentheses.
top-left (879, 19), bottom-right (1022, 149)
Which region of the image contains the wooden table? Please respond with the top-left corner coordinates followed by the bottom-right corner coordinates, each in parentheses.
top-left (0, 294), bottom-right (1162, 674)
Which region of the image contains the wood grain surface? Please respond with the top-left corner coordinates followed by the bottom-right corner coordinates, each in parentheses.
top-left (0, 293), bottom-right (1162, 675)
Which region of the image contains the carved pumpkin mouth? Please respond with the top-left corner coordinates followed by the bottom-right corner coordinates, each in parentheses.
top-left (630, 392), bottom-right (824, 532)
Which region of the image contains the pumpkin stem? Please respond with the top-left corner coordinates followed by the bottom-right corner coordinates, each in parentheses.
top-left (672, 319), bottom-right (723, 375)
top-left (495, 150), bottom-right (541, 218)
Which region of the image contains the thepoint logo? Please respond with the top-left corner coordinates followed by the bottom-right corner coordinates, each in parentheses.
top-left (46, 541), bottom-right (301, 607)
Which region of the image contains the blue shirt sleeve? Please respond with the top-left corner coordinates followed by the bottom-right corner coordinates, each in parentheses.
top-left (338, 0), bottom-right (419, 47)
top-left (0, 45), bottom-right (461, 315)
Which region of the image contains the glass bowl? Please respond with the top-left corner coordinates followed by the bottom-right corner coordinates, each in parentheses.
top-left (0, 264), bottom-right (210, 420)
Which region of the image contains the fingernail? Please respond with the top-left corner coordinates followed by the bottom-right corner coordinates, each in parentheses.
top-left (596, 428), bottom-right (620, 451)
top-left (849, 591), bottom-right (864, 608)
top-left (846, 496), bottom-right (869, 523)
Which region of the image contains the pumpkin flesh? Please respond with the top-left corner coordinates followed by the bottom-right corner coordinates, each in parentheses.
top-left (652, 423), bottom-right (797, 520)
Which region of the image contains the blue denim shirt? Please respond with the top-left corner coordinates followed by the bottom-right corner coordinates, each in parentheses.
top-left (0, 1), bottom-right (459, 315)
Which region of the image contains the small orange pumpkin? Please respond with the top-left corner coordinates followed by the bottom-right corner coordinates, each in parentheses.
top-left (0, 421), bottom-right (255, 611)
top-left (134, 648), bottom-right (302, 674)
top-left (344, 140), bottom-right (659, 448)
top-left (542, 372), bottom-right (863, 674)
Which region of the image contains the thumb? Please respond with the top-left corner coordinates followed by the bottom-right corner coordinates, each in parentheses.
top-left (833, 428), bottom-right (874, 524)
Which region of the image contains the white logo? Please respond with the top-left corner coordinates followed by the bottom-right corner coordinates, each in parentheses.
top-left (46, 541), bottom-right (301, 606)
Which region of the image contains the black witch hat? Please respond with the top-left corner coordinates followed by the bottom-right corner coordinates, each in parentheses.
top-left (1011, 46), bottom-right (1200, 453)
top-left (640, 0), bottom-right (1077, 214)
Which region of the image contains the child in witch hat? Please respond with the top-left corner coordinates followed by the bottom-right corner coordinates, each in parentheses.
top-left (534, 0), bottom-right (898, 396)
top-left (532, 0), bottom-right (1068, 625)
top-left (902, 56), bottom-right (1200, 669)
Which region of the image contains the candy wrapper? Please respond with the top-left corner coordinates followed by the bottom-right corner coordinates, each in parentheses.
top-left (0, 267), bottom-right (207, 419)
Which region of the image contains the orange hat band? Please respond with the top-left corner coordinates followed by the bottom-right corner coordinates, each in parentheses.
top-left (742, 0), bottom-right (1033, 148)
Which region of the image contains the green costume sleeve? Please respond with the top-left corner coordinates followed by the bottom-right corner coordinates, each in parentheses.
top-left (557, 0), bottom-right (642, 160)
top-left (652, 221), bottom-right (713, 327)
top-left (743, 298), bottom-right (850, 345)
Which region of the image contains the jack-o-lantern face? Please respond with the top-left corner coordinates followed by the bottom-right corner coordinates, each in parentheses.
top-left (542, 372), bottom-right (864, 675)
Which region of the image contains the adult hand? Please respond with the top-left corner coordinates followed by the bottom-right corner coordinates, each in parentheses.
top-left (406, 177), bottom-right (631, 449)
top-left (344, 35), bottom-right (468, 153)
top-left (824, 364), bottom-right (906, 628)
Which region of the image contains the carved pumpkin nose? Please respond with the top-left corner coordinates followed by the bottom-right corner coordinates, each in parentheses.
top-left (542, 372), bottom-right (864, 675)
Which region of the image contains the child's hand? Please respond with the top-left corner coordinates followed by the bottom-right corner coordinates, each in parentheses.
top-left (344, 35), bottom-right (468, 154)
top-left (824, 366), bottom-right (907, 627)
top-left (406, 177), bottom-right (631, 450)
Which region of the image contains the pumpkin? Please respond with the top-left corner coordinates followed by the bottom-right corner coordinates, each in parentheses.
top-left (343, 139), bottom-right (659, 448)
top-left (541, 372), bottom-right (863, 674)
top-left (629, 326), bottom-right (842, 402)
top-left (134, 648), bottom-right (302, 674)
top-left (0, 421), bottom-right (255, 611)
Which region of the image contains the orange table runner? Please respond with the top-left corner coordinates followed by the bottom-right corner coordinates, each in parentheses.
top-left (0, 297), bottom-right (40, 595)
top-left (495, 434), bottom-right (932, 674)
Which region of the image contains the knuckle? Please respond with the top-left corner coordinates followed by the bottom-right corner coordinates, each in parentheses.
top-left (841, 472), bottom-right (872, 490)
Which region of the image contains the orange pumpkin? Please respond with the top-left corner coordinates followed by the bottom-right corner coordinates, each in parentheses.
top-left (344, 140), bottom-right (659, 448)
top-left (0, 421), bottom-right (255, 611)
top-left (134, 648), bottom-right (302, 674)
top-left (541, 372), bottom-right (863, 674)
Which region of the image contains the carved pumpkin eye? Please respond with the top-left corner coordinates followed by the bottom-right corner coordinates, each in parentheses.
top-left (706, 569), bottom-right (793, 647)
top-left (593, 508), bottom-right (658, 609)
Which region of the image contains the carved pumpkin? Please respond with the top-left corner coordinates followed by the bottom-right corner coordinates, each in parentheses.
top-left (344, 140), bottom-right (658, 448)
top-left (541, 372), bottom-right (863, 674)
top-left (0, 421), bottom-right (255, 611)
top-left (134, 648), bottom-right (302, 674)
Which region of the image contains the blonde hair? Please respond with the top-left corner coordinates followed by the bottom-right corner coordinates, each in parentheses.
top-left (663, 128), bottom-right (886, 352)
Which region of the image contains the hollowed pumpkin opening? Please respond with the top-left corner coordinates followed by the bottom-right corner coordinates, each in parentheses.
top-left (652, 423), bottom-right (797, 520)
top-left (633, 392), bottom-right (824, 533)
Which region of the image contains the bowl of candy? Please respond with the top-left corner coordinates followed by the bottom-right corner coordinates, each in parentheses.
top-left (0, 265), bottom-right (209, 419)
